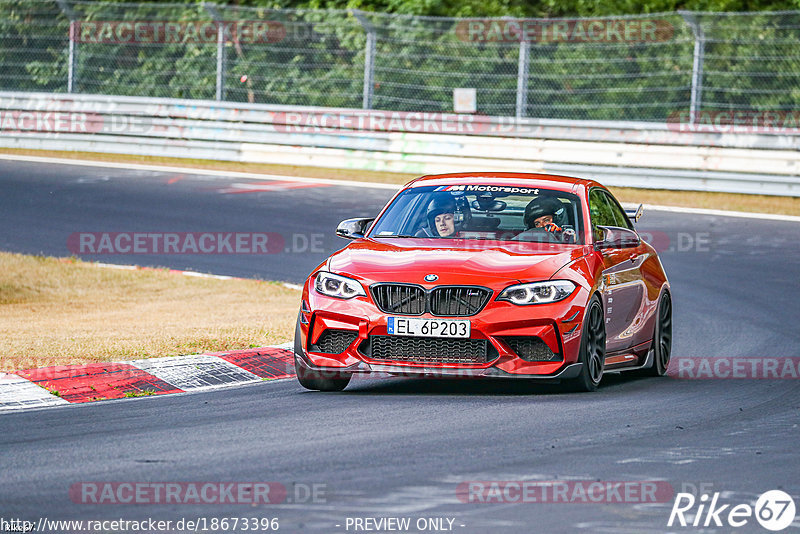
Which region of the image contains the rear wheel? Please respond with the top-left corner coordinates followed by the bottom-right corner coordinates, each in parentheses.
top-left (565, 296), bottom-right (606, 392)
top-left (637, 291), bottom-right (672, 377)
top-left (293, 311), bottom-right (351, 392)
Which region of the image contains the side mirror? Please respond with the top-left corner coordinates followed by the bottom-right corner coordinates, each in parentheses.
top-left (624, 204), bottom-right (644, 223)
top-left (594, 225), bottom-right (641, 251)
top-left (336, 218), bottom-right (374, 239)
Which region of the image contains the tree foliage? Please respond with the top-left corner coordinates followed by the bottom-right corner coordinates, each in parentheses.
top-left (0, 0), bottom-right (798, 121)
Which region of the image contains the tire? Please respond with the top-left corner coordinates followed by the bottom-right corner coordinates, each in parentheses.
top-left (565, 296), bottom-right (606, 392)
top-left (293, 311), bottom-right (352, 392)
top-left (637, 291), bottom-right (672, 377)
top-left (295, 360), bottom-right (351, 392)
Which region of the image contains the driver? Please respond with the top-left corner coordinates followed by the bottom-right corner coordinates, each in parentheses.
top-left (417, 196), bottom-right (461, 237)
top-left (524, 197), bottom-right (567, 234)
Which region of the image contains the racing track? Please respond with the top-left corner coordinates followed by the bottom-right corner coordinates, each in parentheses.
top-left (0, 159), bottom-right (799, 533)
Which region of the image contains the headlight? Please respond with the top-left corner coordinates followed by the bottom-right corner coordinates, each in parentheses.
top-left (314, 271), bottom-right (366, 299)
top-left (497, 280), bottom-right (576, 305)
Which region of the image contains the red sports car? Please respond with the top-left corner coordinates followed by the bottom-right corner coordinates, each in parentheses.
top-left (294, 172), bottom-right (672, 392)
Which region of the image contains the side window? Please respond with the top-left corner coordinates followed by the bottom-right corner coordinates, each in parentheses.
top-left (589, 189), bottom-right (616, 228)
top-left (601, 191), bottom-right (633, 230)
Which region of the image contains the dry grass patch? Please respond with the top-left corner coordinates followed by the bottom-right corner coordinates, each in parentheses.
top-left (3, 148), bottom-right (798, 216)
top-left (609, 186), bottom-right (800, 217)
top-left (0, 252), bottom-right (299, 371)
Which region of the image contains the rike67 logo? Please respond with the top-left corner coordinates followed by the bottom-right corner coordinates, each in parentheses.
top-left (669, 490), bottom-right (796, 531)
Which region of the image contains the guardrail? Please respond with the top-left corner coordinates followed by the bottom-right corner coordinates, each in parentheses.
top-left (1, 92), bottom-right (798, 196)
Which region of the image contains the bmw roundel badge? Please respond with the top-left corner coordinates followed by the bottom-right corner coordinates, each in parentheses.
top-left (424, 274), bottom-right (438, 282)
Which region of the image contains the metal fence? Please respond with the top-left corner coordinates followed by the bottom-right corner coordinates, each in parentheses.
top-left (0, 1), bottom-right (799, 122)
top-left (2, 92), bottom-right (798, 196)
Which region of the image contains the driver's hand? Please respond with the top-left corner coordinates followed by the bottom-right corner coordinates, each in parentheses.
top-left (543, 222), bottom-right (562, 233)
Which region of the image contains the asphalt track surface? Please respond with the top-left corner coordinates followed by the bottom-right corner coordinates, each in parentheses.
top-left (1, 160), bottom-right (799, 533)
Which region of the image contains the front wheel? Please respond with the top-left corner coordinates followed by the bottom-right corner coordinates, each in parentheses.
top-left (565, 296), bottom-right (606, 392)
top-left (293, 311), bottom-right (352, 392)
top-left (294, 359), bottom-right (352, 392)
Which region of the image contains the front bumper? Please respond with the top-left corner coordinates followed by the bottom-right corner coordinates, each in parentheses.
top-left (298, 278), bottom-right (590, 378)
top-left (294, 348), bottom-right (584, 380)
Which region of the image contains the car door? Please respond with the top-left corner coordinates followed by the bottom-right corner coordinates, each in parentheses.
top-left (589, 188), bottom-right (648, 354)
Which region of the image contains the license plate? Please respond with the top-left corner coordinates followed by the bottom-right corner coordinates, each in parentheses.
top-left (387, 317), bottom-right (470, 338)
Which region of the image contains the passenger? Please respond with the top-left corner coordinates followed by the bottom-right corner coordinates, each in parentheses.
top-left (524, 197), bottom-right (566, 234)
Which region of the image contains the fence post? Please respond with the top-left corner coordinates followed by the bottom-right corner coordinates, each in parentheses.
top-left (516, 40), bottom-right (530, 119)
top-left (352, 10), bottom-right (376, 110)
top-left (680, 11), bottom-right (705, 123)
top-left (204, 3), bottom-right (226, 101)
top-left (55, 0), bottom-right (77, 93)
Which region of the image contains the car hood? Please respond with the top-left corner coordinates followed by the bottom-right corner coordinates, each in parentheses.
top-left (327, 238), bottom-right (589, 287)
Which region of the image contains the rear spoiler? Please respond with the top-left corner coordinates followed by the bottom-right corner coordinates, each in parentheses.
top-left (625, 204), bottom-right (644, 223)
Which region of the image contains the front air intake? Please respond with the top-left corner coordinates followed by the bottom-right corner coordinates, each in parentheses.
top-left (309, 329), bottom-right (358, 354)
top-left (503, 337), bottom-right (562, 362)
top-left (365, 335), bottom-right (489, 364)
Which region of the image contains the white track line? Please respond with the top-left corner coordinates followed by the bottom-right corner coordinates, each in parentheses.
top-left (0, 153), bottom-right (400, 190)
top-left (2, 153), bottom-right (797, 222)
top-left (282, 282), bottom-right (304, 291)
top-left (91, 262), bottom-right (302, 290)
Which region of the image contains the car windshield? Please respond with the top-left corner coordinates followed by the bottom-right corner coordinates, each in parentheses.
top-left (368, 184), bottom-right (584, 244)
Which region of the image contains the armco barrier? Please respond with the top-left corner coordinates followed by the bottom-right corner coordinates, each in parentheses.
top-left (0, 92), bottom-right (798, 196)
